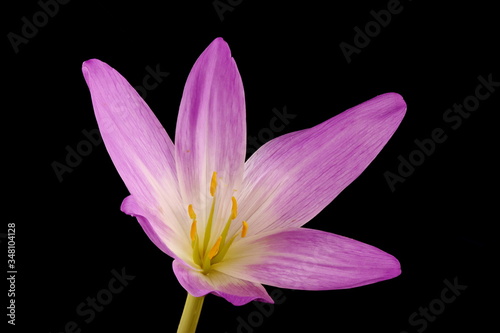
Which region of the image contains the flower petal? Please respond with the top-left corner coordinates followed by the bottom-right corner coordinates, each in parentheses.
top-left (216, 228), bottom-right (401, 290)
top-left (174, 38), bottom-right (246, 236)
top-left (82, 59), bottom-right (187, 239)
top-left (237, 93), bottom-right (406, 236)
top-left (172, 260), bottom-right (273, 306)
top-left (121, 196), bottom-right (192, 262)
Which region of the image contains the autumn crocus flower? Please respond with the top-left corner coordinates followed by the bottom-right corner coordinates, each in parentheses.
top-left (82, 37), bottom-right (405, 332)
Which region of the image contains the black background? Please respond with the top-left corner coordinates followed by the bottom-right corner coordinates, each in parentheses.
top-left (4, 0), bottom-right (498, 332)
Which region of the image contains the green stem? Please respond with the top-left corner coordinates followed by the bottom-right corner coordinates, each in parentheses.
top-left (177, 293), bottom-right (205, 333)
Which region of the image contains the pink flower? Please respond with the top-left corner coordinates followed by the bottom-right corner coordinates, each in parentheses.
top-left (82, 37), bottom-right (405, 306)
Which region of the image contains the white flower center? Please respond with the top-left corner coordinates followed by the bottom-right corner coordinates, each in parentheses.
top-left (187, 171), bottom-right (248, 274)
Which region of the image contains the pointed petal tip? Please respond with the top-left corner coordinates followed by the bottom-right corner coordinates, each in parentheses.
top-left (361, 92), bottom-right (406, 134)
top-left (81, 60), bottom-right (92, 80)
top-left (210, 37), bottom-right (228, 47)
top-left (81, 59), bottom-right (110, 85)
top-left (204, 37), bottom-right (233, 60)
top-left (82, 58), bottom-right (103, 72)
top-left (380, 92), bottom-right (407, 117)
top-left (386, 253), bottom-right (402, 279)
top-left (383, 91), bottom-right (405, 102)
top-left (365, 248), bottom-right (401, 285)
top-left (364, 249), bottom-right (402, 285)
top-left (213, 36), bottom-right (226, 43)
top-left (81, 59), bottom-right (123, 86)
top-left (388, 91), bottom-right (406, 107)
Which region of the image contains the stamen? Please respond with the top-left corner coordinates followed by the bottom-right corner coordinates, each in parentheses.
top-left (230, 196), bottom-right (238, 220)
top-left (210, 171), bottom-right (217, 197)
top-left (208, 236), bottom-right (222, 259)
top-left (188, 204), bottom-right (196, 220)
top-left (192, 236), bottom-right (201, 266)
top-left (190, 172), bottom-right (248, 272)
top-left (202, 191), bottom-right (217, 253)
top-left (210, 234), bottom-right (236, 264)
top-left (190, 220), bottom-right (197, 241)
top-left (241, 221), bottom-right (248, 238)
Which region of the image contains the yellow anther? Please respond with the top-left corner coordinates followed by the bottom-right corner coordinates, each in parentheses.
top-left (210, 171), bottom-right (217, 197)
top-left (208, 236), bottom-right (222, 259)
top-left (188, 204), bottom-right (196, 220)
top-left (241, 221), bottom-right (248, 238)
top-left (230, 196), bottom-right (238, 220)
top-left (190, 220), bottom-right (197, 241)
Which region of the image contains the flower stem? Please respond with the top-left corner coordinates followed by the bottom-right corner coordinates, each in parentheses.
top-left (177, 293), bottom-right (205, 333)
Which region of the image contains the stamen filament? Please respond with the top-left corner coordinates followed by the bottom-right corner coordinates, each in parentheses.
top-left (192, 236), bottom-right (201, 266)
top-left (218, 196), bottom-right (238, 250)
top-left (202, 193), bottom-right (216, 255)
top-left (219, 217), bottom-right (233, 249)
top-left (212, 219), bottom-right (248, 264)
